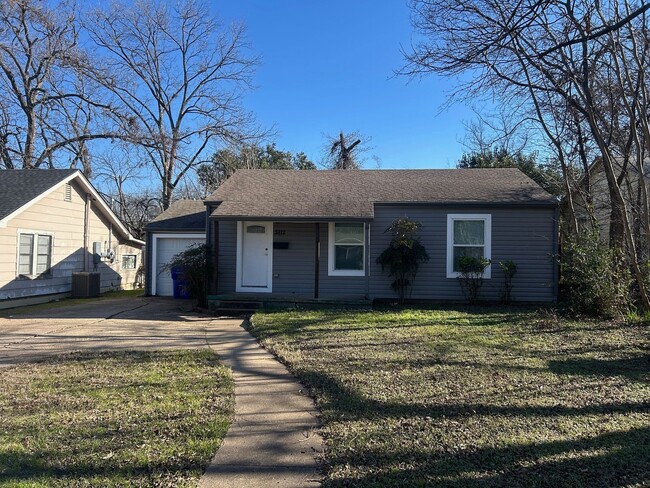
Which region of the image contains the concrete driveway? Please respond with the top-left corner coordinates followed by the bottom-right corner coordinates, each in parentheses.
top-left (0, 297), bottom-right (241, 367)
top-left (0, 296), bottom-right (324, 487)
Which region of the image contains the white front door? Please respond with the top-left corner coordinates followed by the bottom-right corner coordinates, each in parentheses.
top-left (238, 222), bottom-right (272, 292)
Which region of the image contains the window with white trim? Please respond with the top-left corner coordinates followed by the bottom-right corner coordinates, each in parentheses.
top-left (17, 233), bottom-right (53, 278)
top-left (328, 222), bottom-right (365, 276)
top-left (446, 214), bottom-right (491, 278)
top-left (122, 254), bottom-right (137, 269)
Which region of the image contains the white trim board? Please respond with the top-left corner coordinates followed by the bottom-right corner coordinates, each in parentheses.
top-left (150, 233), bottom-right (206, 296)
top-left (328, 222), bottom-right (366, 277)
top-left (446, 214), bottom-right (492, 279)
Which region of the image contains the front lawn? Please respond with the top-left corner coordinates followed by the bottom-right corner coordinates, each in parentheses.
top-left (249, 308), bottom-right (650, 487)
top-left (0, 350), bottom-right (233, 487)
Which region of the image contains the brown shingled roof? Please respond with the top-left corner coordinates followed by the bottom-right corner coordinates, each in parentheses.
top-left (207, 168), bottom-right (557, 220)
top-left (145, 200), bottom-right (206, 231)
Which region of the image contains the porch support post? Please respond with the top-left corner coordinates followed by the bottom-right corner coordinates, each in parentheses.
top-left (314, 223), bottom-right (320, 299)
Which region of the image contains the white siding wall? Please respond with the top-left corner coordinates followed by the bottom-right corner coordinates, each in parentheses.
top-left (0, 180), bottom-right (142, 300)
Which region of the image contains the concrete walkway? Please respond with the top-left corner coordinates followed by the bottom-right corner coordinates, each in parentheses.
top-left (0, 297), bottom-right (323, 486)
top-left (200, 320), bottom-right (322, 487)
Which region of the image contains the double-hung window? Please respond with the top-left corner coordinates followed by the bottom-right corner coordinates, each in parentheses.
top-left (17, 232), bottom-right (53, 278)
top-left (328, 222), bottom-right (365, 276)
top-left (446, 214), bottom-right (491, 278)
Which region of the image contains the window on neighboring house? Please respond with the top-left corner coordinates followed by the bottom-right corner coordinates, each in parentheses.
top-left (122, 254), bottom-right (137, 270)
top-left (328, 222), bottom-right (365, 276)
top-left (446, 214), bottom-right (492, 278)
top-left (17, 233), bottom-right (52, 278)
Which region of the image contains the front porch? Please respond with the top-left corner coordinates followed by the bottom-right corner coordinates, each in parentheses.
top-left (207, 219), bottom-right (373, 311)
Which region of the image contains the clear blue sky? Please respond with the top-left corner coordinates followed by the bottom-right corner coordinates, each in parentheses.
top-left (215, 1), bottom-right (474, 169)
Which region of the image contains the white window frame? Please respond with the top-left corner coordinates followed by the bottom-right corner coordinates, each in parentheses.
top-left (446, 214), bottom-right (492, 279)
top-left (16, 230), bottom-right (54, 278)
top-left (122, 254), bottom-right (137, 270)
top-left (328, 222), bottom-right (366, 277)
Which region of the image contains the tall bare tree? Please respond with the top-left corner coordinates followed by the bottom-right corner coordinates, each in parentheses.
top-left (324, 131), bottom-right (369, 169)
top-left (85, 0), bottom-right (259, 209)
top-left (0, 0), bottom-right (118, 171)
top-left (403, 0), bottom-right (650, 310)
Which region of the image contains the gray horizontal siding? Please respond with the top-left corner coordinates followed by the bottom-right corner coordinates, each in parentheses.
top-left (272, 223), bottom-right (315, 296)
top-left (369, 205), bottom-right (556, 302)
top-left (213, 204), bottom-right (556, 303)
top-left (217, 220), bottom-right (237, 295)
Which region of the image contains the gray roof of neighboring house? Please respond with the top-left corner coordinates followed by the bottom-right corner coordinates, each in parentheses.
top-left (145, 200), bottom-right (206, 231)
top-left (206, 168), bottom-right (557, 220)
top-left (0, 168), bottom-right (79, 221)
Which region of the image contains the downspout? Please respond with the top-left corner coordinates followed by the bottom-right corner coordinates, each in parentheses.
top-left (83, 193), bottom-right (90, 271)
top-left (314, 223), bottom-right (320, 299)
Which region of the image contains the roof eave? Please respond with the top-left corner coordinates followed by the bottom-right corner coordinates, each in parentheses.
top-left (209, 215), bottom-right (373, 222)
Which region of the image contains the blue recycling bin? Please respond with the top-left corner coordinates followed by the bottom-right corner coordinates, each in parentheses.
top-left (170, 266), bottom-right (191, 299)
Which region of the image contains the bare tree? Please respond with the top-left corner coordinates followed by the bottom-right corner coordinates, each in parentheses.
top-left (85, 0), bottom-right (260, 209)
top-left (402, 0), bottom-right (650, 310)
top-left (94, 144), bottom-right (160, 238)
top-left (0, 0), bottom-right (119, 171)
top-left (324, 131), bottom-right (370, 169)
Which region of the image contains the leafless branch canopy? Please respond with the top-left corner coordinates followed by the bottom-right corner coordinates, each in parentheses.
top-left (0, 0), bottom-right (120, 172)
top-left (85, 0), bottom-right (262, 208)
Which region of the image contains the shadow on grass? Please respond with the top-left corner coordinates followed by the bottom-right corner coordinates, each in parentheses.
top-left (299, 367), bottom-right (650, 487)
top-left (323, 424), bottom-right (650, 487)
top-left (0, 350), bottom-right (231, 486)
top-left (548, 356), bottom-right (650, 381)
top-left (304, 369), bottom-right (650, 421)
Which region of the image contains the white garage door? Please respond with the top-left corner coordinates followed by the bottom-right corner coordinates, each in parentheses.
top-left (155, 236), bottom-right (205, 296)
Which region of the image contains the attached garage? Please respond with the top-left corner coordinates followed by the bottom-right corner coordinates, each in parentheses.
top-left (152, 235), bottom-right (205, 296)
top-left (144, 201), bottom-right (207, 297)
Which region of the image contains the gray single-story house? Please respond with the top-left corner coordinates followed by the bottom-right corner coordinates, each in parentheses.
top-left (144, 200), bottom-right (206, 296)
top-left (203, 168), bottom-right (558, 307)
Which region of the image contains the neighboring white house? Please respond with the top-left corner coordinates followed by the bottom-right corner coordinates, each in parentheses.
top-left (144, 200), bottom-right (206, 296)
top-left (0, 169), bottom-right (144, 309)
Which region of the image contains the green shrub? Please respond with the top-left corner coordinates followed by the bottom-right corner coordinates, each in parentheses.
top-left (457, 255), bottom-right (491, 304)
top-left (560, 230), bottom-right (630, 318)
top-left (376, 217), bottom-right (430, 304)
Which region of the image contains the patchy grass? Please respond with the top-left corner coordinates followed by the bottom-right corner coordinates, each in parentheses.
top-left (249, 307), bottom-right (650, 487)
top-left (0, 289), bottom-right (144, 317)
top-left (0, 350), bottom-right (233, 487)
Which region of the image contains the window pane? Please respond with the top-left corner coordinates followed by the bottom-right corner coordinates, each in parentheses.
top-left (19, 234), bottom-right (33, 255)
top-left (122, 255), bottom-right (136, 269)
top-left (36, 236), bottom-right (51, 275)
top-left (18, 234), bottom-right (34, 275)
top-left (335, 223), bottom-right (364, 244)
top-left (453, 246), bottom-right (484, 272)
top-left (454, 220), bottom-right (484, 245)
top-left (246, 225), bottom-right (266, 234)
top-left (335, 245), bottom-right (363, 270)
top-left (37, 235), bottom-right (51, 254)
